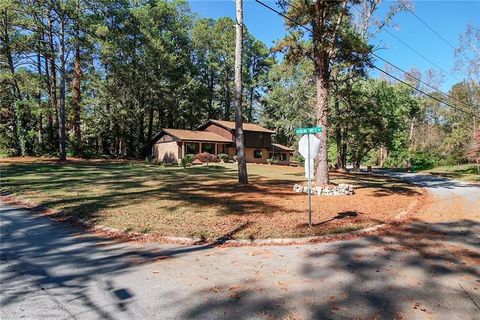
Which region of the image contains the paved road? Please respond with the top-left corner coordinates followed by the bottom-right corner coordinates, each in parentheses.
top-left (1, 174), bottom-right (480, 320)
top-left (376, 170), bottom-right (480, 222)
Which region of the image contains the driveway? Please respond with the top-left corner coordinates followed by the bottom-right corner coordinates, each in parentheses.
top-left (1, 173), bottom-right (479, 319)
top-left (376, 170), bottom-right (480, 222)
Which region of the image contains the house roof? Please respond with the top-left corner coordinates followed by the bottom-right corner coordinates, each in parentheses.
top-left (204, 119), bottom-right (276, 134)
top-left (272, 143), bottom-right (294, 152)
top-left (155, 129), bottom-right (233, 143)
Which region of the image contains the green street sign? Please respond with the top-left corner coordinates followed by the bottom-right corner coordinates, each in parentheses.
top-left (295, 127), bottom-right (323, 134)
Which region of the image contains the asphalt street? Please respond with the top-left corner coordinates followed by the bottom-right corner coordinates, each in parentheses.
top-left (1, 173), bottom-right (479, 319)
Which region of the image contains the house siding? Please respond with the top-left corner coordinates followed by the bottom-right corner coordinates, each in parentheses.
top-left (151, 120), bottom-right (290, 165)
top-left (152, 141), bottom-right (181, 163)
top-left (245, 147), bottom-right (269, 163)
top-left (244, 131), bottom-right (271, 148)
top-left (202, 123), bottom-right (234, 141)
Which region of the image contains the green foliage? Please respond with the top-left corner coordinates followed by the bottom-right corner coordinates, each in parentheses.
top-left (411, 151), bottom-right (439, 171)
top-left (184, 154), bottom-right (195, 163)
top-left (217, 153), bottom-right (229, 160)
top-left (266, 158), bottom-right (278, 165)
top-left (260, 58), bottom-right (315, 146)
top-left (1, 0), bottom-right (271, 159)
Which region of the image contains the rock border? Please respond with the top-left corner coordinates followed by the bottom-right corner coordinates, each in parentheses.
top-left (0, 190), bottom-right (425, 247)
top-left (293, 183), bottom-right (355, 196)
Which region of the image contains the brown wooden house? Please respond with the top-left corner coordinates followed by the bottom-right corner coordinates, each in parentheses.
top-left (151, 120), bottom-right (293, 164)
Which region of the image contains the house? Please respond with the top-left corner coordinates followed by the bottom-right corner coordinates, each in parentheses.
top-left (151, 119), bottom-right (294, 164)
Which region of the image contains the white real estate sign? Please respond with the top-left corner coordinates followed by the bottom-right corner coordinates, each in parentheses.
top-left (298, 134), bottom-right (320, 179)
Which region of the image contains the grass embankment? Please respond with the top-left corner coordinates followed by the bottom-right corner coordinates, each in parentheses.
top-left (0, 158), bottom-right (425, 239)
top-left (423, 164), bottom-right (479, 183)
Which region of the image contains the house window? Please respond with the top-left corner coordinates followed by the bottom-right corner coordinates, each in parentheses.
top-left (254, 149), bottom-right (263, 158)
top-left (185, 142), bottom-right (198, 155)
top-left (268, 152), bottom-right (286, 161)
top-left (258, 134), bottom-right (264, 147)
top-left (202, 143), bottom-right (215, 154)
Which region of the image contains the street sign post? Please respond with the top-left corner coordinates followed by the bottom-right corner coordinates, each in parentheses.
top-left (295, 127), bottom-right (323, 135)
top-left (296, 127), bottom-right (322, 227)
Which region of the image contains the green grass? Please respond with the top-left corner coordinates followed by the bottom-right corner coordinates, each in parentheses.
top-left (0, 159), bottom-right (421, 239)
top-left (423, 164), bottom-right (480, 183)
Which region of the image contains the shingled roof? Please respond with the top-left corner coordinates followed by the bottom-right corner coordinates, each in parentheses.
top-left (204, 119), bottom-right (276, 134)
top-left (153, 129), bottom-right (232, 143)
top-left (272, 143), bottom-right (294, 152)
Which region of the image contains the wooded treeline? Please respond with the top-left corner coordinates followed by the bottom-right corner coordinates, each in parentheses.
top-left (1, 0), bottom-right (272, 158)
top-left (1, 0), bottom-right (479, 170)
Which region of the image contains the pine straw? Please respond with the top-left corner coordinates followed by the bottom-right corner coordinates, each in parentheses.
top-left (0, 158), bottom-right (427, 240)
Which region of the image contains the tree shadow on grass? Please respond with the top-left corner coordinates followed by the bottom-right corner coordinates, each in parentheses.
top-left (177, 220), bottom-right (480, 319)
top-left (1, 161), bottom-right (425, 239)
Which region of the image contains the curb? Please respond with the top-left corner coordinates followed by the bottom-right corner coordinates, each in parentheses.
top-left (0, 190), bottom-right (425, 247)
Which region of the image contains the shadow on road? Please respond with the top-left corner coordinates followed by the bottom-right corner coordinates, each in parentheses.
top-left (1, 204), bottom-right (480, 319)
top-left (0, 205), bottom-right (228, 318)
top-left (179, 220), bottom-right (480, 319)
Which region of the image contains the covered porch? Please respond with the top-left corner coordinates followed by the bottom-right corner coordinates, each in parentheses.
top-left (269, 143), bottom-right (294, 165)
top-left (180, 141), bottom-right (230, 158)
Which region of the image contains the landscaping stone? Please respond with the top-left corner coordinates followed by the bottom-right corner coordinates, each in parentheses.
top-left (293, 183), bottom-right (355, 196)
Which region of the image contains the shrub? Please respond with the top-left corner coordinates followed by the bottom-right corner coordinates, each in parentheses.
top-left (217, 153), bottom-right (229, 161)
top-left (412, 151), bottom-right (439, 171)
top-left (267, 158), bottom-right (278, 165)
top-left (184, 154), bottom-right (195, 163)
top-left (293, 154), bottom-right (304, 163)
top-left (195, 152), bottom-right (218, 165)
top-left (180, 153), bottom-right (196, 168)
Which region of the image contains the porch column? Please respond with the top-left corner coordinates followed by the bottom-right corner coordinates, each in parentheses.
top-left (181, 142), bottom-right (185, 158)
top-left (199, 142), bottom-right (202, 153)
top-left (214, 143), bottom-right (218, 155)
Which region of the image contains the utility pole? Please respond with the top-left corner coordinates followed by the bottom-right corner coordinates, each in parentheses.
top-left (234, 0), bottom-right (248, 184)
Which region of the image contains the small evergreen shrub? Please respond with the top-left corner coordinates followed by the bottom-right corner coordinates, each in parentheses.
top-left (267, 158), bottom-right (278, 165)
top-left (412, 151), bottom-right (439, 171)
top-left (217, 153), bottom-right (229, 161)
top-left (184, 154), bottom-right (195, 163)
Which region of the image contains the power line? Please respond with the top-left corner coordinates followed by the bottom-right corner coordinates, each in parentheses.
top-left (253, 0), bottom-right (478, 118)
top-left (399, 1), bottom-right (457, 51)
top-left (347, 4), bottom-right (473, 112)
top-left (371, 65), bottom-right (477, 117)
top-left (377, 26), bottom-right (450, 76)
top-left (399, 1), bottom-right (479, 63)
top-left (371, 53), bottom-right (473, 112)
top-left (348, 5), bottom-right (450, 76)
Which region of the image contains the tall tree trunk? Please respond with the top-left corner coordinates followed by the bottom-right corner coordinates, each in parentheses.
top-left (312, 4), bottom-right (330, 186)
top-left (248, 87), bottom-right (254, 122)
top-left (224, 73), bottom-right (231, 120)
top-left (334, 96), bottom-right (344, 170)
top-left (234, 0), bottom-right (248, 184)
top-left (312, 48), bottom-right (330, 184)
top-left (36, 33), bottom-right (43, 150)
top-left (406, 117), bottom-right (415, 171)
top-left (71, 1), bottom-right (82, 154)
top-left (58, 10), bottom-right (67, 161)
top-left (147, 104), bottom-right (154, 143)
top-left (138, 112), bottom-right (145, 156)
top-left (47, 12), bottom-right (59, 149)
top-left (207, 69), bottom-right (214, 119)
top-left (342, 127), bottom-right (347, 168)
top-left (2, 8), bottom-right (21, 155)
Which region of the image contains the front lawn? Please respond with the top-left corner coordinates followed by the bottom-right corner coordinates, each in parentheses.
top-left (0, 158), bottom-right (425, 239)
top-left (423, 164), bottom-right (480, 183)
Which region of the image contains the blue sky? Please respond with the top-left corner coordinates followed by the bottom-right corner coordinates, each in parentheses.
top-left (189, 0), bottom-right (480, 90)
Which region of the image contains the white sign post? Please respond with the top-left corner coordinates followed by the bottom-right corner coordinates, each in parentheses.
top-left (298, 132), bottom-right (321, 227)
